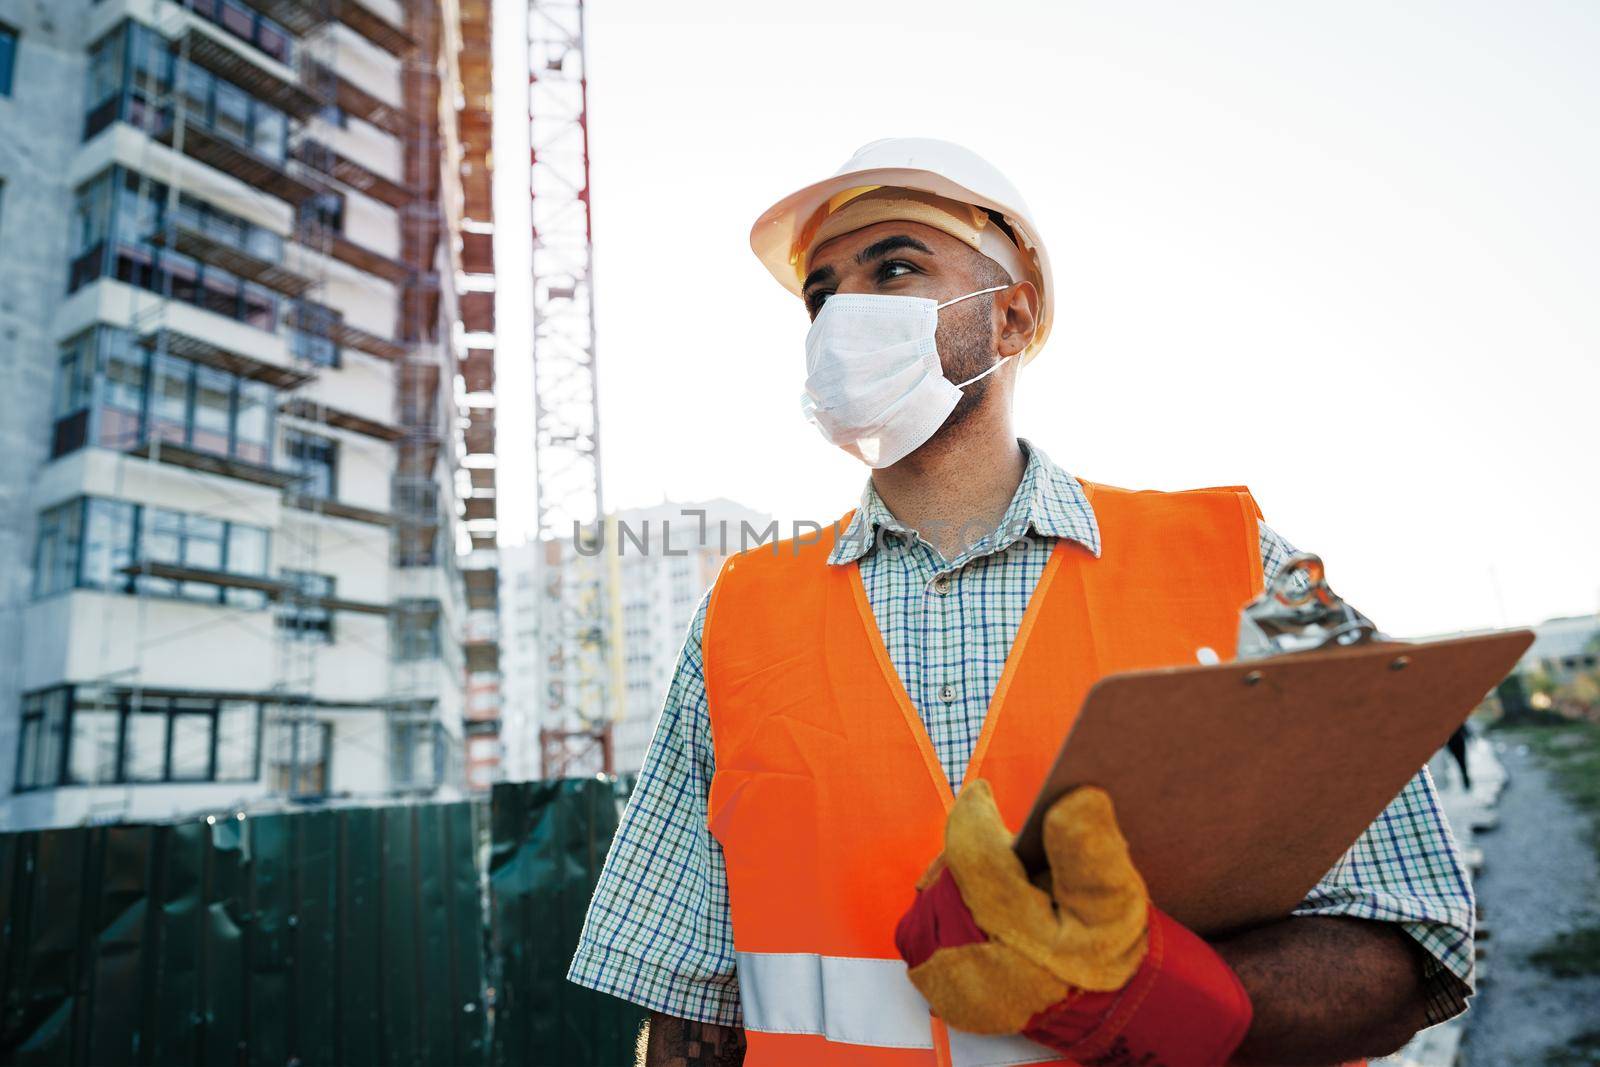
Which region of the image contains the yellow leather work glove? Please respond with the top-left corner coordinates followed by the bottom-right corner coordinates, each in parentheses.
top-left (896, 779), bottom-right (1149, 1034)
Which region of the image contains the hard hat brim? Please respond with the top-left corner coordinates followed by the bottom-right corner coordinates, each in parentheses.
top-left (751, 165), bottom-right (1054, 363)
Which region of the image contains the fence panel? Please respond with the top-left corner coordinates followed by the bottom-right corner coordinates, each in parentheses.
top-left (0, 801), bottom-right (491, 1067)
top-left (488, 777), bottom-right (647, 1067)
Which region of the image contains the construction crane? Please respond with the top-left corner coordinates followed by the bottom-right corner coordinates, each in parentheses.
top-left (526, 0), bottom-right (617, 777)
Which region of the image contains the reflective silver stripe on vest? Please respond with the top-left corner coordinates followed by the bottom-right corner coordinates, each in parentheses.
top-left (737, 952), bottom-right (1062, 1066)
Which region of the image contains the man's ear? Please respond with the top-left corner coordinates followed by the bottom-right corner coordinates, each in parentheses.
top-left (996, 280), bottom-right (1040, 358)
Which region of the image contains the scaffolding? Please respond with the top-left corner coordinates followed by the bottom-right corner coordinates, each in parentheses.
top-left (454, 0), bottom-right (506, 788)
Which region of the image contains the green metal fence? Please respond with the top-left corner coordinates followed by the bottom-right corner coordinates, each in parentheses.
top-left (0, 779), bottom-right (644, 1067)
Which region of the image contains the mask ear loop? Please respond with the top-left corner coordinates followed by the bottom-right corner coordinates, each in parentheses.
top-left (935, 284), bottom-right (1009, 311)
top-left (936, 284), bottom-right (1017, 389)
top-left (955, 354), bottom-right (1015, 389)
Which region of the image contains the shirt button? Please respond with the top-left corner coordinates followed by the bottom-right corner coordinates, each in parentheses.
top-left (931, 575), bottom-right (951, 596)
top-left (939, 684), bottom-right (958, 703)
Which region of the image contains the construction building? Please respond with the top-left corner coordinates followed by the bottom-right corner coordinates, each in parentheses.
top-left (0, 0), bottom-right (501, 829)
top-left (500, 499), bottom-right (771, 778)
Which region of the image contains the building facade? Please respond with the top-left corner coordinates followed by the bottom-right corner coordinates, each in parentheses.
top-left (0, 0), bottom-right (499, 829)
top-left (499, 499), bottom-right (771, 779)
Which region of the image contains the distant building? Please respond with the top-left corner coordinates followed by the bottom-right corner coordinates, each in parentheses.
top-left (499, 498), bottom-right (773, 779)
top-left (1520, 614), bottom-right (1600, 680)
top-left (0, 1), bottom-right (499, 829)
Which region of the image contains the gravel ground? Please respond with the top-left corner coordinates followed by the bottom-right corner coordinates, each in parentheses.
top-left (1459, 738), bottom-right (1600, 1066)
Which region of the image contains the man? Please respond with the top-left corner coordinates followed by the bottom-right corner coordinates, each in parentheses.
top-left (568, 139), bottom-right (1474, 1066)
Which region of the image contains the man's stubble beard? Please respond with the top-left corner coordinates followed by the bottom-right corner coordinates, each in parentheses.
top-left (933, 295), bottom-right (1003, 434)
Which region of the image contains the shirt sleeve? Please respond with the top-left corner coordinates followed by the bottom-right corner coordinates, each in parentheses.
top-left (1260, 524), bottom-right (1477, 1023)
top-left (565, 591), bottom-right (743, 1026)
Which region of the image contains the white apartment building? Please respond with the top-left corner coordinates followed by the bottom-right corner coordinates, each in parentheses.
top-left (0, 0), bottom-right (498, 829)
top-left (500, 498), bottom-right (773, 779)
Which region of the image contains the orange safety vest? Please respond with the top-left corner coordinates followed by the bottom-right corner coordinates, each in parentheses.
top-left (704, 481), bottom-right (1352, 1067)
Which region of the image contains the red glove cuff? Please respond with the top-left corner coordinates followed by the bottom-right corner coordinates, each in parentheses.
top-left (894, 873), bottom-right (1252, 1067)
top-left (1022, 907), bottom-right (1254, 1067)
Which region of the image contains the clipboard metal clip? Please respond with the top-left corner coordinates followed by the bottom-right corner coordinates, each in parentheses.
top-left (1235, 553), bottom-right (1381, 661)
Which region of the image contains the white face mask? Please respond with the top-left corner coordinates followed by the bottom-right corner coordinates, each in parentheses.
top-left (800, 285), bottom-right (1013, 468)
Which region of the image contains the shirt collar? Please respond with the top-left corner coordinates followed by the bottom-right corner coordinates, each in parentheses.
top-left (826, 437), bottom-right (1102, 566)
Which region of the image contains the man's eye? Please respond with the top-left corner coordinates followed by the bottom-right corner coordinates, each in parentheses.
top-left (806, 290), bottom-right (832, 317)
top-left (877, 260), bottom-right (917, 282)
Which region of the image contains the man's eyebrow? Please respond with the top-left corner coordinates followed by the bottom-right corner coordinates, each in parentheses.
top-left (802, 263), bottom-right (837, 294)
top-left (857, 235), bottom-right (933, 265)
top-left (803, 235), bottom-right (934, 294)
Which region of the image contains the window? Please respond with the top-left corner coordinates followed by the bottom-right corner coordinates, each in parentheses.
top-left (122, 704), bottom-right (167, 781)
top-left (32, 501), bottom-right (83, 597)
top-left (85, 28), bottom-right (123, 120)
top-left (66, 691), bottom-right (119, 785)
top-left (224, 524), bottom-right (269, 608)
top-left (14, 690), bottom-right (67, 791)
top-left (81, 22), bottom-right (290, 161)
top-left (234, 379), bottom-right (273, 464)
top-left (14, 687), bottom-right (260, 791)
top-left (297, 191), bottom-right (344, 239)
top-left (0, 23), bottom-right (16, 98)
top-left (191, 364), bottom-right (233, 455)
top-left (148, 352), bottom-right (190, 444)
top-left (216, 701), bottom-right (260, 780)
top-left (182, 0), bottom-right (294, 66)
top-left (289, 301), bottom-right (341, 368)
top-left (51, 335), bottom-right (96, 455)
top-left (212, 81), bottom-right (250, 144)
top-left (79, 498), bottom-right (137, 590)
top-left (100, 330), bottom-right (146, 448)
top-left (278, 570), bottom-right (335, 643)
top-left (32, 496), bottom-right (271, 606)
top-left (51, 326), bottom-right (279, 465)
top-left (266, 718), bottom-right (330, 797)
top-left (67, 167), bottom-right (285, 333)
top-left (389, 721), bottom-right (439, 789)
top-left (168, 700), bottom-right (216, 781)
top-left (392, 601), bottom-right (442, 661)
top-left (285, 430), bottom-right (337, 499)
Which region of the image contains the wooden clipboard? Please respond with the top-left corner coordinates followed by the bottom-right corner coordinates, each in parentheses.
top-left (1012, 630), bottom-right (1533, 937)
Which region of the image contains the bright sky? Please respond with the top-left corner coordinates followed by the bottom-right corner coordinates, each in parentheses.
top-left (492, 0), bottom-right (1600, 638)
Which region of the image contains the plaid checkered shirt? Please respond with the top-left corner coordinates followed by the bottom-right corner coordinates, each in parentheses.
top-left (567, 438), bottom-right (1475, 1027)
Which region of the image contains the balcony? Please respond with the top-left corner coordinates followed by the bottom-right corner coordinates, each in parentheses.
top-left (463, 638), bottom-right (500, 675)
top-left (461, 348), bottom-right (494, 394)
top-left (121, 560), bottom-right (289, 598)
top-left (337, 2), bottom-right (415, 55)
top-left (153, 221), bottom-right (314, 298)
top-left (460, 230), bottom-right (494, 275)
top-left (463, 496), bottom-right (496, 524)
top-left (294, 140), bottom-right (414, 209)
top-left (124, 437), bottom-right (299, 490)
top-left (117, 562), bottom-right (393, 617)
top-left (462, 566), bottom-right (498, 612)
top-left (330, 319), bottom-right (407, 362)
top-left (153, 115), bottom-right (320, 205)
top-left (459, 290), bottom-right (495, 334)
top-left (284, 492), bottom-right (398, 528)
top-left (243, 0), bottom-right (326, 36)
top-left (305, 63), bottom-right (413, 137)
top-left (177, 24), bottom-right (320, 120)
top-left (301, 223), bottom-right (412, 285)
top-left (138, 326), bottom-right (311, 390)
top-left (279, 397), bottom-right (403, 441)
top-left (463, 415), bottom-right (494, 458)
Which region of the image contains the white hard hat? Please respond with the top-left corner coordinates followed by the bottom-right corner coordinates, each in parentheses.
top-left (751, 137), bottom-right (1054, 362)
